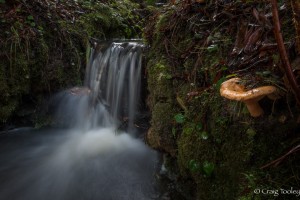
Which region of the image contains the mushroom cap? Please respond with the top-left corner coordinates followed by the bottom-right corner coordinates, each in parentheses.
top-left (220, 78), bottom-right (277, 101)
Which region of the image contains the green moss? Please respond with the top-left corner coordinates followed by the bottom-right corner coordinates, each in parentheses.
top-left (0, 0), bottom-right (146, 126)
top-left (149, 10), bottom-right (174, 52)
top-left (149, 102), bottom-right (177, 155)
top-left (0, 39), bottom-right (32, 122)
top-left (0, 64), bottom-right (19, 122)
top-left (175, 90), bottom-right (258, 199)
top-left (145, 2), bottom-right (300, 199)
top-left (69, 1), bottom-right (142, 39)
top-left (0, 101), bottom-right (18, 123)
top-left (0, 66), bottom-right (9, 95)
top-left (147, 60), bottom-right (175, 107)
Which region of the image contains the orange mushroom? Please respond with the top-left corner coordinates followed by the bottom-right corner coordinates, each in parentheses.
top-left (220, 78), bottom-right (278, 117)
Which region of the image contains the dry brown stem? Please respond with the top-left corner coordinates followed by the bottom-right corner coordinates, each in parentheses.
top-left (291, 0), bottom-right (300, 54)
top-left (260, 144), bottom-right (300, 169)
top-left (271, 0), bottom-right (300, 104)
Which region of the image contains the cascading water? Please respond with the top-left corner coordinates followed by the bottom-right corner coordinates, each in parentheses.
top-left (84, 40), bottom-right (143, 129)
top-left (0, 41), bottom-right (164, 200)
top-left (54, 40), bottom-right (145, 130)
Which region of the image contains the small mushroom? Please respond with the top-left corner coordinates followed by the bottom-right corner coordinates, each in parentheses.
top-left (220, 78), bottom-right (278, 117)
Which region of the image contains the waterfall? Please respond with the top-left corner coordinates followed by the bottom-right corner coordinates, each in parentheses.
top-left (85, 41), bottom-right (144, 128)
top-left (0, 41), bottom-right (163, 200)
top-left (54, 40), bottom-right (145, 130)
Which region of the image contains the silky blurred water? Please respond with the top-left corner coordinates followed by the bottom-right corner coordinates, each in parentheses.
top-left (0, 128), bottom-right (161, 200)
top-left (0, 41), bottom-right (163, 200)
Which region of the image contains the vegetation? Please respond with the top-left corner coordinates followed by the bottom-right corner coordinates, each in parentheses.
top-left (0, 0), bottom-right (146, 127)
top-left (145, 0), bottom-right (300, 199)
top-left (1, 0), bottom-right (300, 200)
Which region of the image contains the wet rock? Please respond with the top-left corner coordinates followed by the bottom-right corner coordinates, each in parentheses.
top-left (69, 87), bottom-right (91, 96)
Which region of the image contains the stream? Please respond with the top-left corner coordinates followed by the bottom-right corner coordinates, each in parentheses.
top-left (0, 127), bottom-right (161, 200)
top-left (0, 41), bottom-right (166, 200)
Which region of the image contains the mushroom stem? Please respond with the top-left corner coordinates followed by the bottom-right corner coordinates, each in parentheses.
top-left (244, 100), bottom-right (264, 117)
top-left (220, 78), bottom-right (278, 118)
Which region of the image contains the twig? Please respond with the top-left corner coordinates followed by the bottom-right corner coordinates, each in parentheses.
top-left (270, 0), bottom-right (300, 104)
top-left (260, 144), bottom-right (300, 169)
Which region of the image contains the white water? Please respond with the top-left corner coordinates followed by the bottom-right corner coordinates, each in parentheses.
top-left (84, 41), bottom-right (144, 129)
top-left (53, 41), bottom-right (144, 130)
top-left (0, 41), bottom-right (162, 200)
top-left (0, 128), bottom-right (160, 200)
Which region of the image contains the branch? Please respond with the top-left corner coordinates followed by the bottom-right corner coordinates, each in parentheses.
top-left (260, 144), bottom-right (300, 169)
top-left (271, 0), bottom-right (300, 104)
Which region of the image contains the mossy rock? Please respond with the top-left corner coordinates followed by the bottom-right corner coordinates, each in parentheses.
top-left (147, 60), bottom-right (175, 108)
top-left (147, 102), bottom-right (177, 156)
top-left (145, 1), bottom-right (300, 199)
top-left (176, 115), bottom-right (254, 199)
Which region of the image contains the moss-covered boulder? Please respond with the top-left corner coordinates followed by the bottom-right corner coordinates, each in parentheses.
top-left (145, 1), bottom-right (300, 199)
top-left (147, 102), bottom-right (177, 156)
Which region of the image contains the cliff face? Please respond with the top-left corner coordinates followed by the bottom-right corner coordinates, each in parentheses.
top-left (145, 1), bottom-right (300, 199)
top-left (0, 0), bottom-right (145, 128)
